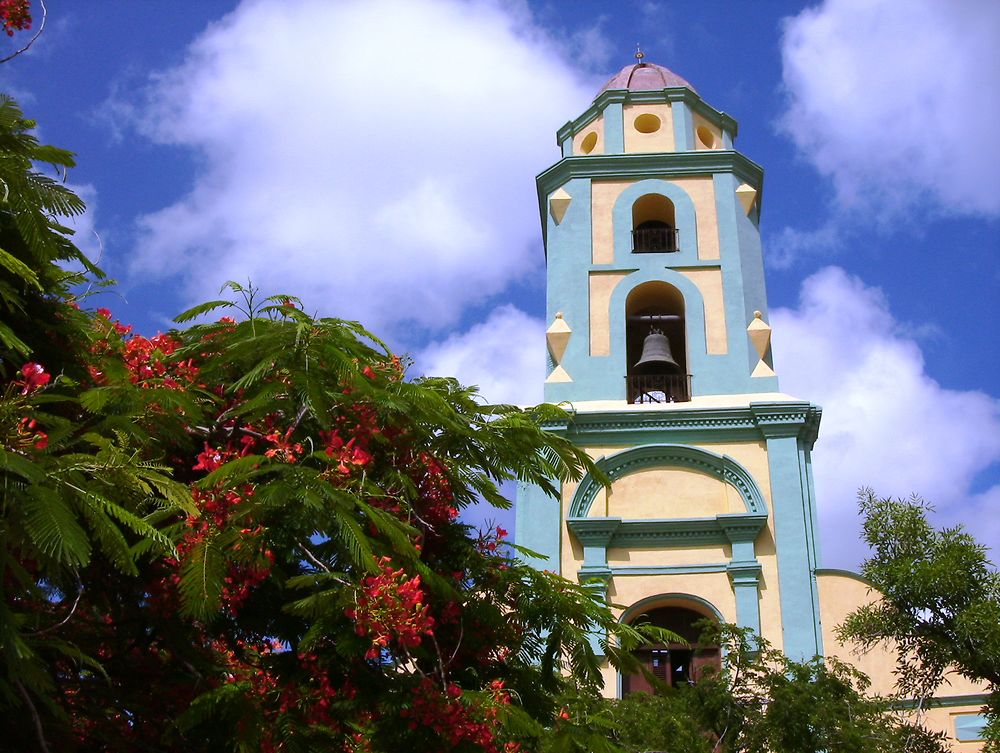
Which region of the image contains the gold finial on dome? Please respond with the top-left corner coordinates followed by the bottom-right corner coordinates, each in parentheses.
top-left (635, 43), bottom-right (645, 62)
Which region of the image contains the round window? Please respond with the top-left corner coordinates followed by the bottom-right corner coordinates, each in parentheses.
top-left (634, 113), bottom-right (661, 134)
top-left (581, 131), bottom-right (598, 154)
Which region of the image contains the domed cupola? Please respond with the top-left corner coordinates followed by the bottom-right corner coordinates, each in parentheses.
top-left (598, 60), bottom-right (696, 95)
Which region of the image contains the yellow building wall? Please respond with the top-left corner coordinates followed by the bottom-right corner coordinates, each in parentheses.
top-left (693, 113), bottom-right (723, 151)
top-left (623, 103), bottom-right (675, 154)
top-left (677, 266), bottom-right (727, 354)
top-left (589, 271), bottom-right (629, 356)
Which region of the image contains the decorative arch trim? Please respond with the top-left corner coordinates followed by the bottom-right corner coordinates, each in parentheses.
top-left (569, 443), bottom-right (768, 519)
top-left (619, 592), bottom-right (724, 626)
top-left (611, 179), bottom-right (700, 260)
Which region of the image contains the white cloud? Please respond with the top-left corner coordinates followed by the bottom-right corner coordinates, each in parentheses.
top-left (122, 0), bottom-right (596, 342)
top-left (779, 0), bottom-right (1000, 218)
top-left (772, 266), bottom-right (1000, 568)
top-left (416, 304), bottom-right (543, 405)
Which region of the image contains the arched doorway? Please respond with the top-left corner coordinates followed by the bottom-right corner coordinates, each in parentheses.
top-left (622, 602), bottom-right (721, 696)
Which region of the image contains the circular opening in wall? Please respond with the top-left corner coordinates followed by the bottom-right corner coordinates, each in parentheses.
top-left (696, 126), bottom-right (716, 148)
top-left (581, 131), bottom-right (598, 154)
top-left (634, 113), bottom-right (661, 134)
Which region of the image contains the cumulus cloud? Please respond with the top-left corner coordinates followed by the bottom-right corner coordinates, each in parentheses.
top-left (122, 0), bottom-right (595, 341)
top-left (779, 0), bottom-right (1000, 219)
top-left (772, 266), bottom-right (1000, 567)
top-left (417, 304), bottom-right (543, 405)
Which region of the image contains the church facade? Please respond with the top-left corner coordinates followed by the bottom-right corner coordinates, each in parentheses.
top-left (515, 58), bottom-right (988, 749)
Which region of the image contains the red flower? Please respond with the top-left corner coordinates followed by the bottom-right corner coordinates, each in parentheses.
top-left (17, 362), bottom-right (50, 394)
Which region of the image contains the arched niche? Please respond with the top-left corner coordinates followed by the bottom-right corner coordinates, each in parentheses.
top-left (612, 179), bottom-right (698, 263)
top-left (607, 269), bottom-right (709, 400)
top-left (631, 194), bottom-right (678, 253)
top-left (626, 281), bottom-right (687, 403)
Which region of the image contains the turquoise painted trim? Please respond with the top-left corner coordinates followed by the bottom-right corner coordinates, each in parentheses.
top-left (561, 137), bottom-right (572, 158)
top-left (610, 178), bottom-right (700, 261)
top-left (803, 448), bottom-right (823, 565)
top-left (610, 563), bottom-right (729, 575)
top-left (728, 561), bottom-right (763, 635)
top-left (537, 151), bottom-right (764, 198)
top-left (673, 101), bottom-right (693, 151)
top-left (514, 480), bottom-right (561, 574)
top-left (603, 102), bottom-right (624, 154)
top-left (955, 714), bottom-right (988, 742)
top-left (721, 129), bottom-right (734, 149)
top-left (762, 433), bottom-right (823, 661)
top-left (569, 444), bottom-right (767, 518)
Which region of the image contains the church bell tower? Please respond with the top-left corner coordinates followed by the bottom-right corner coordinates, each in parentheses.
top-left (516, 56), bottom-right (826, 693)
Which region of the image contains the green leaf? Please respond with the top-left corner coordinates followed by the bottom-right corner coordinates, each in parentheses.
top-left (173, 299), bottom-right (237, 323)
top-left (22, 486), bottom-right (92, 567)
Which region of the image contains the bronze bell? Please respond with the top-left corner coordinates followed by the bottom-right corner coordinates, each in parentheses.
top-left (634, 328), bottom-right (680, 373)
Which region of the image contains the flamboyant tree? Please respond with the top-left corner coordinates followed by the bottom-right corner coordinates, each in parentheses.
top-left (0, 95), bottom-right (670, 752)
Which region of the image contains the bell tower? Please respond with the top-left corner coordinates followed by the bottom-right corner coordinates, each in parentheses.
top-left (517, 57), bottom-right (826, 692)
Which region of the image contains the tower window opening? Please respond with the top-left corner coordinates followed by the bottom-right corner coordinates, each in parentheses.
top-left (632, 194), bottom-right (678, 253)
top-left (625, 282), bottom-right (690, 403)
top-left (622, 605), bottom-right (721, 696)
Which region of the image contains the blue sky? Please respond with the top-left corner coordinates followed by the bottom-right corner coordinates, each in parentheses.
top-left (2, 0), bottom-right (997, 567)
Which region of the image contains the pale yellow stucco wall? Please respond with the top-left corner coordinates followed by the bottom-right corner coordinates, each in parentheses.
top-left (573, 114), bottom-right (605, 156)
top-left (589, 271), bottom-right (629, 356)
top-left (677, 266), bottom-right (727, 354)
top-left (607, 544), bottom-right (730, 566)
top-left (602, 467), bottom-right (737, 519)
top-left (623, 103), bottom-right (675, 154)
top-left (591, 180), bottom-right (628, 264)
top-left (671, 176), bottom-right (720, 260)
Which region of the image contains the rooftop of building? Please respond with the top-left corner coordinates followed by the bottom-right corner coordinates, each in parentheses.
top-left (598, 59), bottom-right (696, 96)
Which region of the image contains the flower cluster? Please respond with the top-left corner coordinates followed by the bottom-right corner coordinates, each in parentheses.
top-left (90, 309), bottom-right (199, 389)
top-left (401, 678), bottom-right (519, 753)
top-left (346, 557), bottom-right (434, 660)
top-left (0, 0), bottom-right (30, 36)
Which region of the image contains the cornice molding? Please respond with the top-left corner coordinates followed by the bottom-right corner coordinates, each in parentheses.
top-left (567, 513), bottom-right (768, 549)
top-left (537, 151), bottom-right (764, 198)
top-left (555, 87), bottom-right (739, 144)
top-left (546, 402), bottom-right (823, 447)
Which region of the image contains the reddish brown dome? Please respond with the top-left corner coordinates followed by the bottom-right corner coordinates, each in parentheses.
top-left (598, 62), bottom-right (695, 95)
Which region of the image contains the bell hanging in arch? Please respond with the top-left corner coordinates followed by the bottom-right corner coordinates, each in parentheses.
top-left (634, 328), bottom-right (680, 374)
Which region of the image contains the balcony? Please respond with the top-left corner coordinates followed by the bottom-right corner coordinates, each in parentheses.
top-left (627, 373), bottom-right (691, 404)
top-left (632, 227), bottom-right (679, 253)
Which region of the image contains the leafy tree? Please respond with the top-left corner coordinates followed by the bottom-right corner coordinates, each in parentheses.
top-left (839, 489), bottom-right (1000, 749)
top-left (545, 624), bottom-right (948, 753)
top-left (0, 97), bottom-right (677, 751)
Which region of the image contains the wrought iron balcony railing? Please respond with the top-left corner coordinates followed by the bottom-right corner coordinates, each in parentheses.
top-left (632, 227), bottom-right (679, 253)
top-left (626, 373), bottom-right (691, 404)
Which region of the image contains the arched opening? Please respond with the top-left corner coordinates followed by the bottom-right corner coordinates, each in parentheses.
top-left (622, 602), bottom-right (721, 696)
top-left (625, 282), bottom-right (690, 403)
top-left (631, 194), bottom-right (678, 253)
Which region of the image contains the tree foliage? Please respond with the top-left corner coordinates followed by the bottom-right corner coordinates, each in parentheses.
top-left (839, 489), bottom-right (1000, 749)
top-left (543, 624), bottom-right (947, 753)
